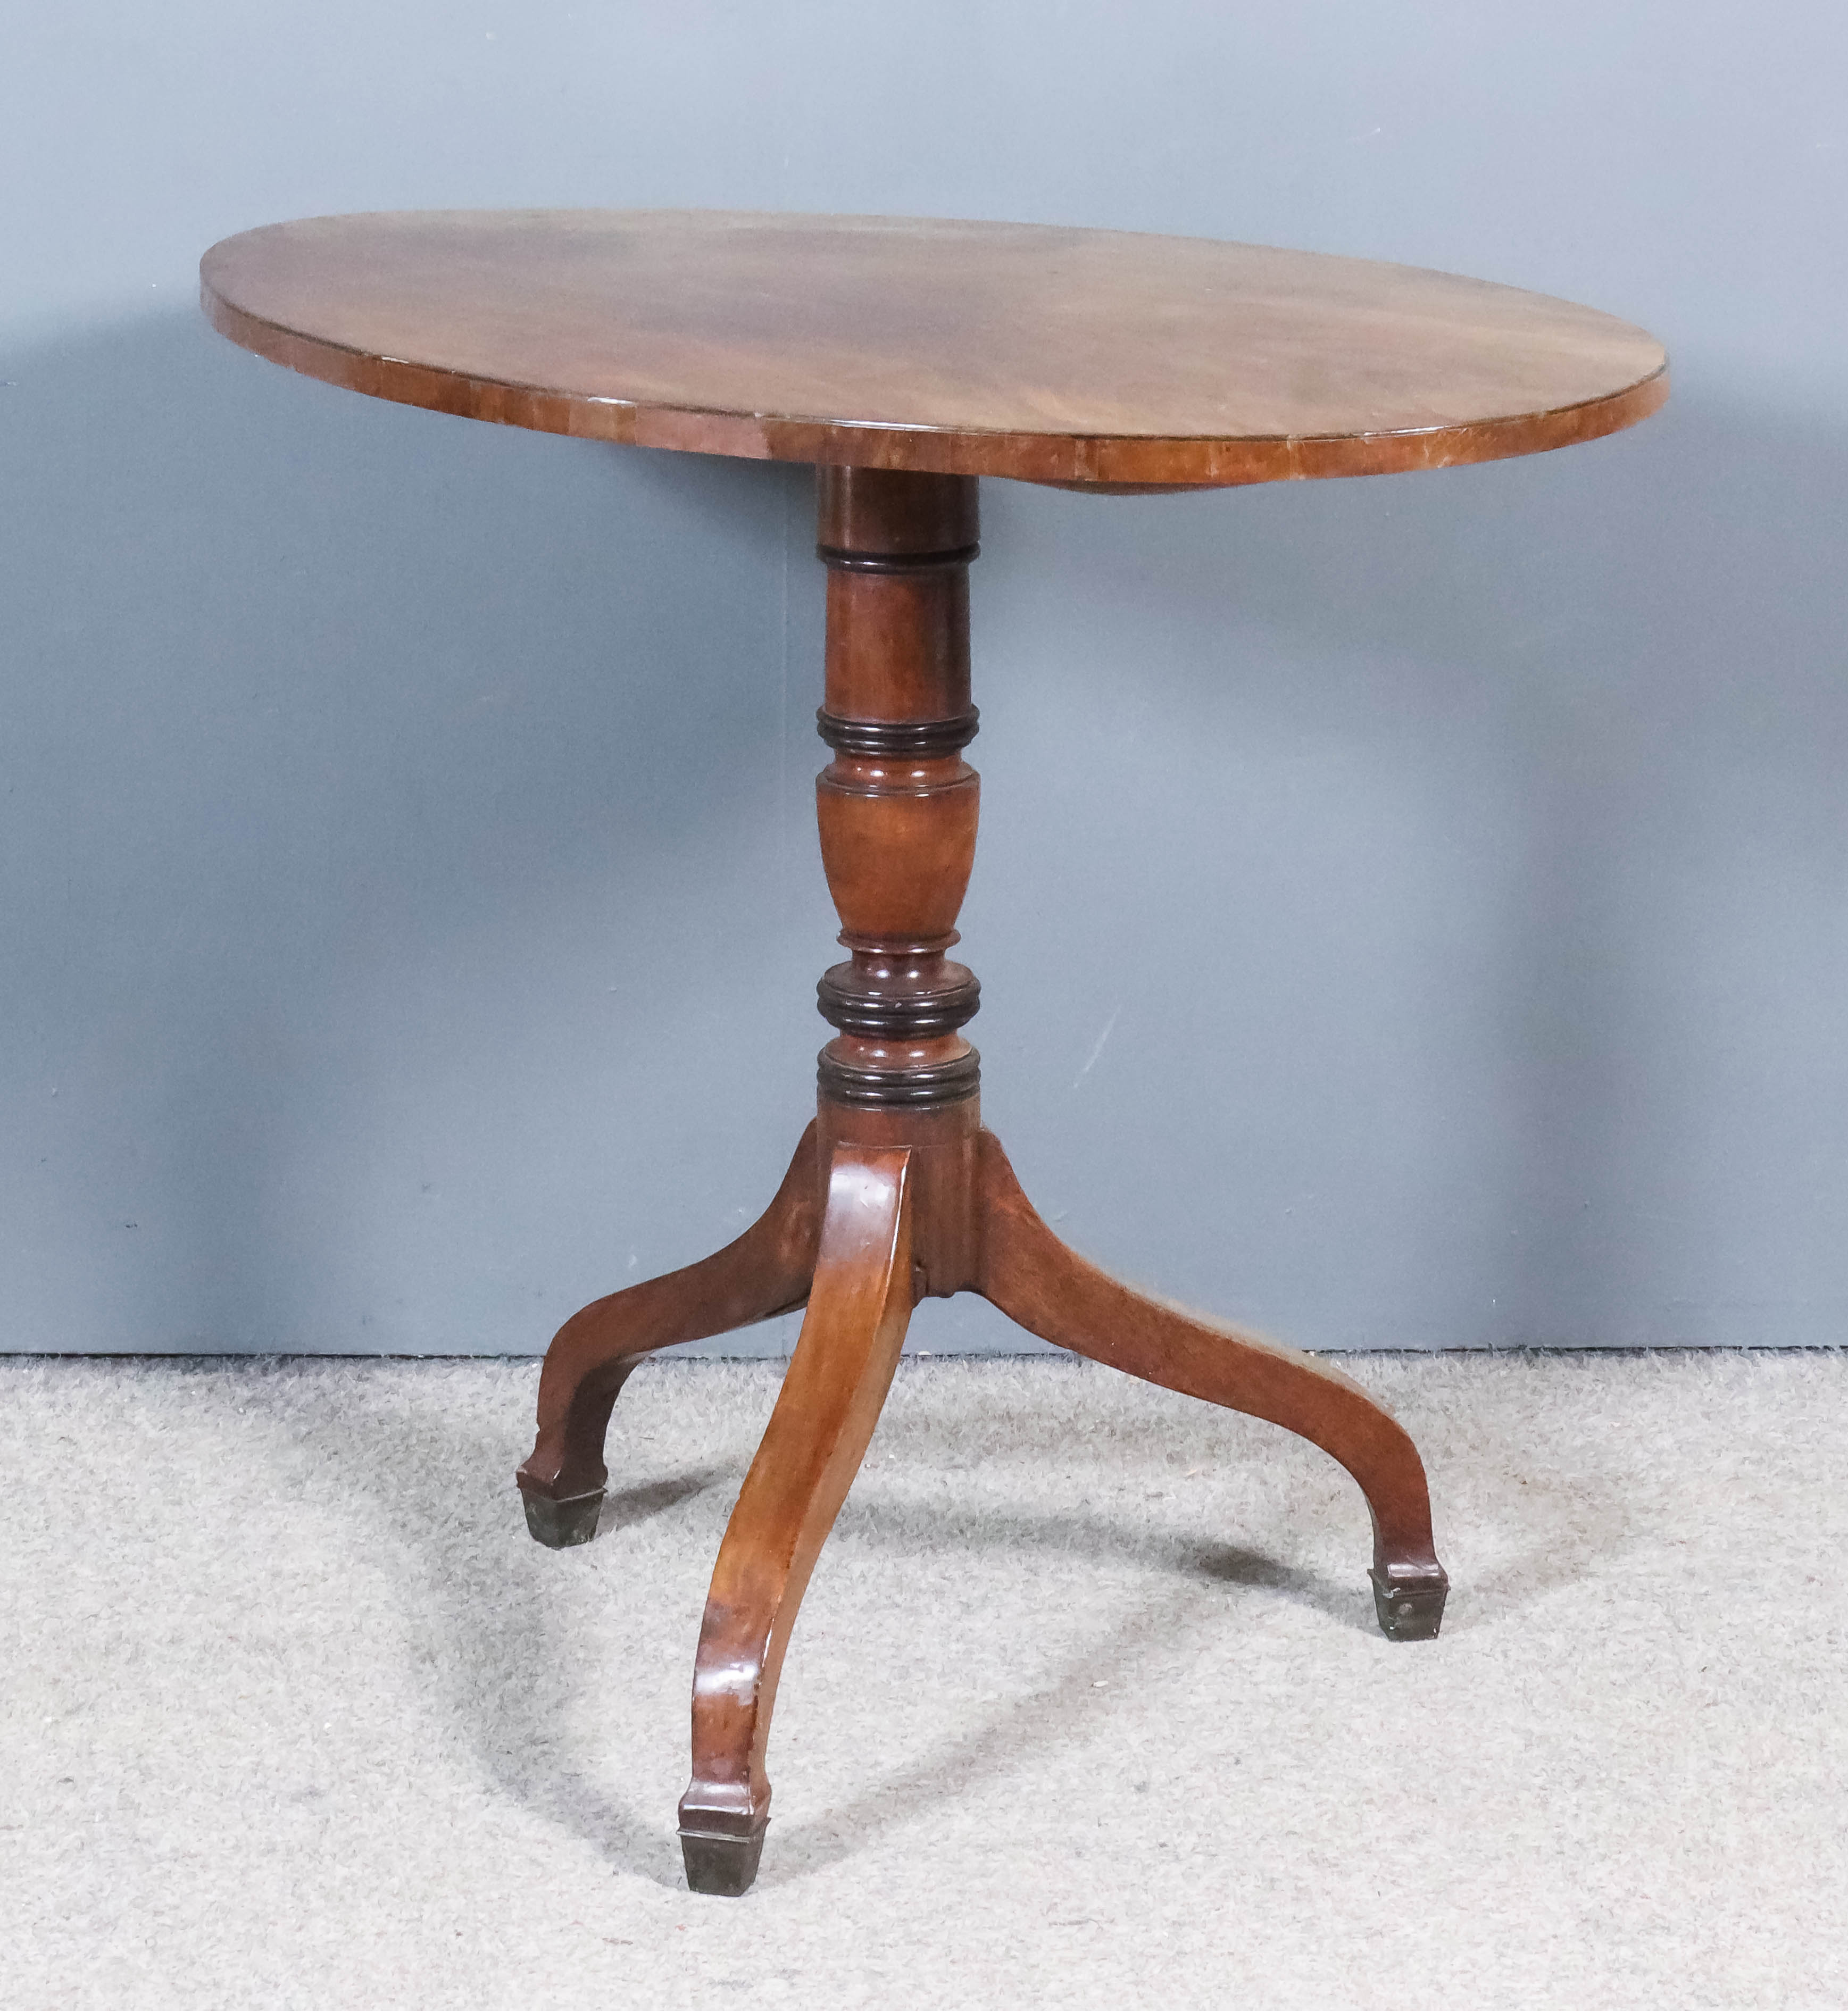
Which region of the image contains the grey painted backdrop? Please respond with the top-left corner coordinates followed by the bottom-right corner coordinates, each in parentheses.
top-left (3, 4), bottom-right (1843, 1355)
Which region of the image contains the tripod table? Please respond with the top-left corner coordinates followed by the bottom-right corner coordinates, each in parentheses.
top-left (201, 210), bottom-right (1668, 1896)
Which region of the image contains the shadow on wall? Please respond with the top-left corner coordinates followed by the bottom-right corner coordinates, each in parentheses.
top-left (971, 387), bottom-right (1848, 1346)
top-left (3, 310), bottom-right (1845, 1352)
top-left (0, 309), bottom-right (820, 1353)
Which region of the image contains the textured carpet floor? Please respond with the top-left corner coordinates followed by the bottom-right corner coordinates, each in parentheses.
top-left (2, 1351), bottom-right (1844, 2011)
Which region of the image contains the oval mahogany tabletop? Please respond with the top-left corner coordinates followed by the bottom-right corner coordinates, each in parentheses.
top-left (201, 210), bottom-right (1667, 489)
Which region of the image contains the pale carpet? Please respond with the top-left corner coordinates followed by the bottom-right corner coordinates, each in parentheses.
top-left (2, 1351), bottom-right (1844, 2011)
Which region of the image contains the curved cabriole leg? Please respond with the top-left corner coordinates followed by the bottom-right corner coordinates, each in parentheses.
top-left (974, 1131), bottom-right (1449, 1640)
top-left (515, 1122), bottom-right (823, 1548)
top-left (678, 1145), bottom-right (917, 1896)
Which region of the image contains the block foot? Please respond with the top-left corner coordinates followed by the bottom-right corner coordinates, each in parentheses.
top-left (1370, 1561), bottom-right (1449, 1640)
top-left (519, 1483), bottom-right (605, 1549)
top-left (679, 1821), bottom-right (768, 1897)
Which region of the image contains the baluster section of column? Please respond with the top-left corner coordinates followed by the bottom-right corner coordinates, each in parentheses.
top-left (813, 468), bottom-right (984, 1114)
top-left (811, 469), bottom-right (985, 1300)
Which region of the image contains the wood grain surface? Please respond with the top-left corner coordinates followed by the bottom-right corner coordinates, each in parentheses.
top-left (506, 448), bottom-right (1461, 1895)
top-left (515, 1123), bottom-right (822, 1540)
top-left (679, 1145), bottom-right (918, 1896)
top-left (201, 210), bottom-right (1667, 487)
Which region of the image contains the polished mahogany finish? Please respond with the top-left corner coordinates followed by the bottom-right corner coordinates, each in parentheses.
top-left (523, 466), bottom-right (1453, 1896)
top-left (814, 469), bottom-right (983, 1113)
top-left (679, 1145), bottom-right (917, 1897)
top-left (975, 1132), bottom-right (1447, 1637)
top-left (201, 210), bottom-right (1667, 489)
top-left (515, 1125), bottom-right (822, 1546)
top-left (200, 210), bottom-right (1669, 1899)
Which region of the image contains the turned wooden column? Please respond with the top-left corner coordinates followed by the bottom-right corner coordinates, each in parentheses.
top-left (810, 466), bottom-right (986, 1298)
top-left (673, 469), bottom-right (989, 1895)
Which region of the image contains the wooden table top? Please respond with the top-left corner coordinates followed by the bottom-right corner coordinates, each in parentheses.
top-left (201, 210), bottom-right (1667, 490)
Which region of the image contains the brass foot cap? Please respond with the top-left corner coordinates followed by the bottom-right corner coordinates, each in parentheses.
top-left (680, 1822), bottom-right (768, 1898)
top-left (518, 1483), bottom-right (604, 1549)
top-left (1370, 1563), bottom-right (1449, 1641)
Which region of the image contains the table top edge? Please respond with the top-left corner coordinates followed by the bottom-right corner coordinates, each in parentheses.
top-left (199, 210), bottom-right (1671, 490)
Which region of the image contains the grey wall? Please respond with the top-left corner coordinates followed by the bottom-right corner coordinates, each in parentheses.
top-left (3, 3), bottom-right (1844, 1355)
